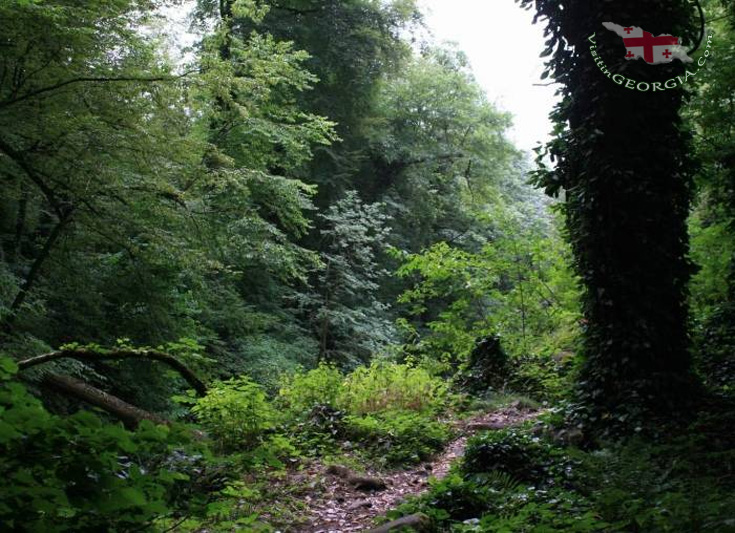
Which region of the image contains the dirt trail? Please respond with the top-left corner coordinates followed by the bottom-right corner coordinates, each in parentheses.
top-left (298, 405), bottom-right (541, 533)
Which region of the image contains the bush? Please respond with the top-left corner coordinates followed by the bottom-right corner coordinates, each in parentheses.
top-left (278, 363), bottom-right (344, 414)
top-left (338, 362), bottom-right (448, 415)
top-left (420, 472), bottom-right (496, 521)
top-left (344, 411), bottom-right (451, 466)
top-left (276, 362), bottom-right (454, 460)
top-left (391, 472), bottom-right (605, 531)
top-left (458, 336), bottom-right (511, 394)
top-left (462, 429), bottom-right (556, 483)
top-left (285, 404), bottom-right (347, 458)
top-left (580, 439), bottom-right (735, 532)
top-left (0, 357), bottom-right (204, 532)
top-left (192, 376), bottom-right (275, 451)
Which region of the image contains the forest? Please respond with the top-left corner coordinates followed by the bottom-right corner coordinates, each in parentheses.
top-left (0, 0), bottom-right (733, 531)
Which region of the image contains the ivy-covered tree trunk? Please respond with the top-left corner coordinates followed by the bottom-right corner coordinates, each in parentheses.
top-left (520, 0), bottom-right (701, 429)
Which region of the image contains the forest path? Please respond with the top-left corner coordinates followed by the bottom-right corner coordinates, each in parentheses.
top-left (299, 405), bottom-right (541, 532)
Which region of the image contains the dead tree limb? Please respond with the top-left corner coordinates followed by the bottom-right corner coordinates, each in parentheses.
top-left (44, 373), bottom-right (170, 429)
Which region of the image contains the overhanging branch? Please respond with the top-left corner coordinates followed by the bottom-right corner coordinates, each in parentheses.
top-left (19, 348), bottom-right (208, 397)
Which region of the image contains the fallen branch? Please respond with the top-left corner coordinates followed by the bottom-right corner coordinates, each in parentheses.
top-left (44, 373), bottom-right (170, 429)
top-left (18, 348), bottom-right (207, 396)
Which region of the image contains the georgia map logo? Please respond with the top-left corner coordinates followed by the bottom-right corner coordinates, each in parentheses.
top-left (602, 22), bottom-right (693, 64)
top-left (587, 18), bottom-right (713, 92)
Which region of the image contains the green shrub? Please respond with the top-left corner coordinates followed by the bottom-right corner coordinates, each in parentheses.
top-left (285, 404), bottom-right (347, 457)
top-left (390, 472), bottom-right (605, 532)
top-left (462, 429), bottom-right (556, 483)
top-left (278, 363), bottom-right (344, 414)
top-left (0, 357), bottom-right (205, 532)
top-left (580, 440), bottom-right (735, 532)
top-left (344, 411), bottom-right (451, 465)
top-left (466, 488), bottom-right (607, 532)
top-left (277, 362), bottom-right (454, 460)
top-left (192, 376), bottom-right (275, 451)
top-left (420, 472), bottom-right (496, 521)
top-left (338, 362), bottom-right (448, 415)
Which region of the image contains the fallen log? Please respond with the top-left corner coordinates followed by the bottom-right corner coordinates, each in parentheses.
top-left (44, 373), bottom-right (171, 429)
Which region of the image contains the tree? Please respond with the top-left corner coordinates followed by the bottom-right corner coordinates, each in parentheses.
top-left (0, 0), bottom-right (194, 334)
top-left (518, 0), bottom-right (701, 430)
top-left (363, 47), bottom-right (523, 253)
top-left (395, 212), bottom-right (579, 373)
top-left (296, 191), bottom-right (394, 365)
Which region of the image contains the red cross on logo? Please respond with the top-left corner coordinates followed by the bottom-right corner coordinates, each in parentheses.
top-left (623, 31), bottom-right (679, 63)
top-left (624, 27), bottom-right (634, 34)
top-left (625, 51), bottom-right (636, 58)
top-left (662, 49), bottom-right (672, 59)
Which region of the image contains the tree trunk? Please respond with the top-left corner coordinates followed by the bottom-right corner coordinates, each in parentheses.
top-left (12, 181), bottom-right (29, 261)
top-left (520, 0), bottom-right (700, 430)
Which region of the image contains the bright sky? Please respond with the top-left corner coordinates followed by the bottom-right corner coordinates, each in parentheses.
top-left (418, 0), bottom-right (559, 152)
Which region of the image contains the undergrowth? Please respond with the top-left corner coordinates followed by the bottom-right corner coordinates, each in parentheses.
top-left (384, 409), bottom-right (735, 532)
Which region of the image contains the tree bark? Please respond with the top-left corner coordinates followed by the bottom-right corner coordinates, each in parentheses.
top-left (19, 348), bottom-right (208, 397)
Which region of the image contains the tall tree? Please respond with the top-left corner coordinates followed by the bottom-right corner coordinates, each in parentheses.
top-left (518, 0), bottom-right (701, 430)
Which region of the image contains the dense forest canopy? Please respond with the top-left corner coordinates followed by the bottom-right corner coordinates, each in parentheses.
top-left (0, 0), bottom-right (733, 531)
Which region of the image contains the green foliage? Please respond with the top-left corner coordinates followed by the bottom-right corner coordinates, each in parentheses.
top-left (344, 411), bottom-right (451, 466)
top-left (284, 404), bottom-right (348, 458)
top-left (396, 213), bottom-right (580, 400)
top-left (0, 0), bottom-right (337, 409)
top-left (687, 5), bottom-right (735, 397)
top-left (278, 362), bottom-right (344, 414)
top-left (462, 429), bottom-right (562, 484)
top-left (392, 470), bottom-right (606, 532)
top-left (192, 377), bottom-right (275, 451)
top-left (338, 361), bottom-right (448, 415)
top-left (364, 45), bottom-right (519, 243)
top-left (296, 191), bottom-right (395, 364)
top-left (457, 489), bottom-right (607, 533)
top-left (241, 0), bottom-right (419, 206)
top-left (393, 409), bottom-right (735, 533)
top-left (0, 357), bottom-right (206, 532)
top-left (276, 361), bottom-right (454, 463)
top-left (579, 437), bottom-right (735, 532)
top-left (223, 330), bottom-right (321, 394)
top-left (12, 0), bottom-right (731, 530)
